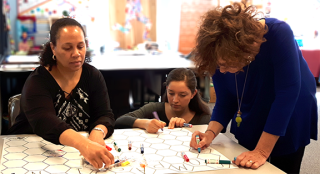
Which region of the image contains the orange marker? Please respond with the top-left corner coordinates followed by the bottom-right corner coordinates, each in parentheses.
top-left (140, 163), bottom-right (146, 168)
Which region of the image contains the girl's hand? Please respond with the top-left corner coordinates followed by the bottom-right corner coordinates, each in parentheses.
top-left (168, 117), bottom-right (186, 129)
top-left (145, 119), bottom-right (166, 133)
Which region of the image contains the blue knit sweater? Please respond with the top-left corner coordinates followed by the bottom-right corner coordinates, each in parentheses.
top-left (211, 18), bottom-right (318, 156)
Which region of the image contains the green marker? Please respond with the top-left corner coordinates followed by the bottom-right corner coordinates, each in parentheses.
top-left (195, 135), bottom-right (201, 153)
top-left (113, 142), bottom-right (121, 152)
top-left (205, 159), bottom-right (231, 164)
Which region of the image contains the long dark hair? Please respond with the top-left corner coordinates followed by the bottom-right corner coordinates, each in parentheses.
top-left (162, 68), bottom-right (211, 115)
top-left (39, 18), bottom-right (91, 71)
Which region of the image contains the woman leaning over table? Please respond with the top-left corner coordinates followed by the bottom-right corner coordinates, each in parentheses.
top-left (189, 3), bottom-right (318, 174)
top-left (6, 18), bottom-right (115, 169)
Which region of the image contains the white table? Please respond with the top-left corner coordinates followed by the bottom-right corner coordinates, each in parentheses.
top-left (186, 125), bottom-right (285, 174)
top-left (0, 125), bottom-right (285, 174)
top-left (0, 54), bottom-right (194, 71)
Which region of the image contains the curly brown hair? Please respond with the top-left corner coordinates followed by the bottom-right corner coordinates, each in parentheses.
top-left (193, 3), bottom-right (268, 76)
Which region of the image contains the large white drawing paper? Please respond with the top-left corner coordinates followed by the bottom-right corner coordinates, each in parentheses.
top-left (0, 128), bottom-right (237, 174)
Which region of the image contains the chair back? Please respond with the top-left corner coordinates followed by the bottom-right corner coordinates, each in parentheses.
top-left (8, 94), bottom-right (21, 127)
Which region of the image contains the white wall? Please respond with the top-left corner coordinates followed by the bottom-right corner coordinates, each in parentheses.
top-left (82, 0), bottom-right (111, 53)
top-left (156, 0), bottom-right (182, 52)
top-left (270, 0), bottom-right (320, 48)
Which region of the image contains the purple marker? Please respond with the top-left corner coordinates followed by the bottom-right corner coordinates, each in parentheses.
top-left (152, 111), bottom-right (163, 131)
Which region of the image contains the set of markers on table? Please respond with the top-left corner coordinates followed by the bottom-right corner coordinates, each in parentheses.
top-left (154, 111), bottom-right (231, 165)
top-left (195, 135), bottom-right (233, 165)
top-left (82, 141), bottom-right (147, 172)
top-left (83, 111), bottom-right (229, 172)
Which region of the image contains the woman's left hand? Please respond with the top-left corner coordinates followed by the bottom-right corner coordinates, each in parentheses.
top-left (233, 149), bottom-right (268, 169)
top-left (168, 117), bottom-right (186, 129)
top-left (88, 132), bottom-right (106, 146)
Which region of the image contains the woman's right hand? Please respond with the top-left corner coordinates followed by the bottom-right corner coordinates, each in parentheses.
top-left (79, 140), bottom-right (114, 169)
top-left (190, 130), bottom-right (215, 150)
top-left (145, 119), bottom-right (166, 133)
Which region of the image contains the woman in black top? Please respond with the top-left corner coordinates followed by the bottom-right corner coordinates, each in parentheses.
top-left (115, 68), bottom-right (211, 133)
top-left (6, 18), bottom-right (115, 169)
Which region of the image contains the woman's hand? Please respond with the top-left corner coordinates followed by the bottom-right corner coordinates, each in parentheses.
top-left (88, 132), bottom-right (105, 146)
top-left (79, 140), bottom-right (114, 169)
top-left (233, 148), bottom-right (268, 169)
top-left (145, 119), bottom-right (166, 133)
top-left (168, 117), bottom-right (186, 129)
top-left (59, 129), bottom-right (114, 169)
top-left (88, 126), bottom-right (108, 146)
top-left (233, 131), bottom-right (278, 169)
top-left (190, 130), bottom-right (215, 150)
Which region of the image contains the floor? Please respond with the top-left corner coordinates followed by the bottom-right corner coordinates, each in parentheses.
top-left (207, 87), bottom-right (320, 174)
top-left (300, 87), bottom-right (320, 174)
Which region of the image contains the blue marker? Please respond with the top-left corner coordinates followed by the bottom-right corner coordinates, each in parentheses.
top-left (140, 144), bottom-right (144, 154)
top-left (106, 160), bottom-right (122, 169)
top-left (183, 123), bottom-right (192, 127)
top-left (195, 135), bottom-right (201, 153)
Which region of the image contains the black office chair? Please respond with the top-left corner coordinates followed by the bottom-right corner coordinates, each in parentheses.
top-left (8, 94), bottom-right (21, 128)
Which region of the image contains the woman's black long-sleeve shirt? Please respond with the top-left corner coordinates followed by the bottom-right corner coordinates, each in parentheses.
top-left (6, 63), bottom-right (115, 144)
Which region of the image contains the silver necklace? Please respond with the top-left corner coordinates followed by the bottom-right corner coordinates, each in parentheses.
top-left (235, 63), bottom-right (250, 127)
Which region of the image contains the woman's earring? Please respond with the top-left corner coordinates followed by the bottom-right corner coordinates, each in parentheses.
top-left (248, 56), bottom-right (252, 63)
top-left (52, 55), bottom-right (56, 60)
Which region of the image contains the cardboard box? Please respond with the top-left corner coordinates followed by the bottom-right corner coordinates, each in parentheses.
top-left (209, 86), bottom-right (216, 103)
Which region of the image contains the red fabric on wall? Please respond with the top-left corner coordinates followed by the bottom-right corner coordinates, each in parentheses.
top-left (301, 49), bottom-right (320, 77)
top-left (178, 0), bottom-right (215, 55)
top-left (17, 16), bottom-right (36, 22)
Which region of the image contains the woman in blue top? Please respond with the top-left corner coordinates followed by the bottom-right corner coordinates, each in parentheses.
top-left (190, 3), bottom-right (318, 173)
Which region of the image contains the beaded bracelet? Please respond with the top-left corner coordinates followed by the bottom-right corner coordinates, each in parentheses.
top-left (205, 129), bottom-right (217, 137)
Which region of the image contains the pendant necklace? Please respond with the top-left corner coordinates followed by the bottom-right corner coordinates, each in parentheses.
top-left (235, 63), bottom-right (250, 127)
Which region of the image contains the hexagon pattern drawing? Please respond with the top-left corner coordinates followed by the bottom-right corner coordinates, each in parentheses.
top-left (0, 128), bottom-right (237, 174)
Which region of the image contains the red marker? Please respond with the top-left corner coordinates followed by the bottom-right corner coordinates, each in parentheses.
top-left (128, 141), bottom-right (132, 150)
top-left (106, 145), bottom-right (112, 151)
top-left (181, 152), bottom-right (189, 162)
